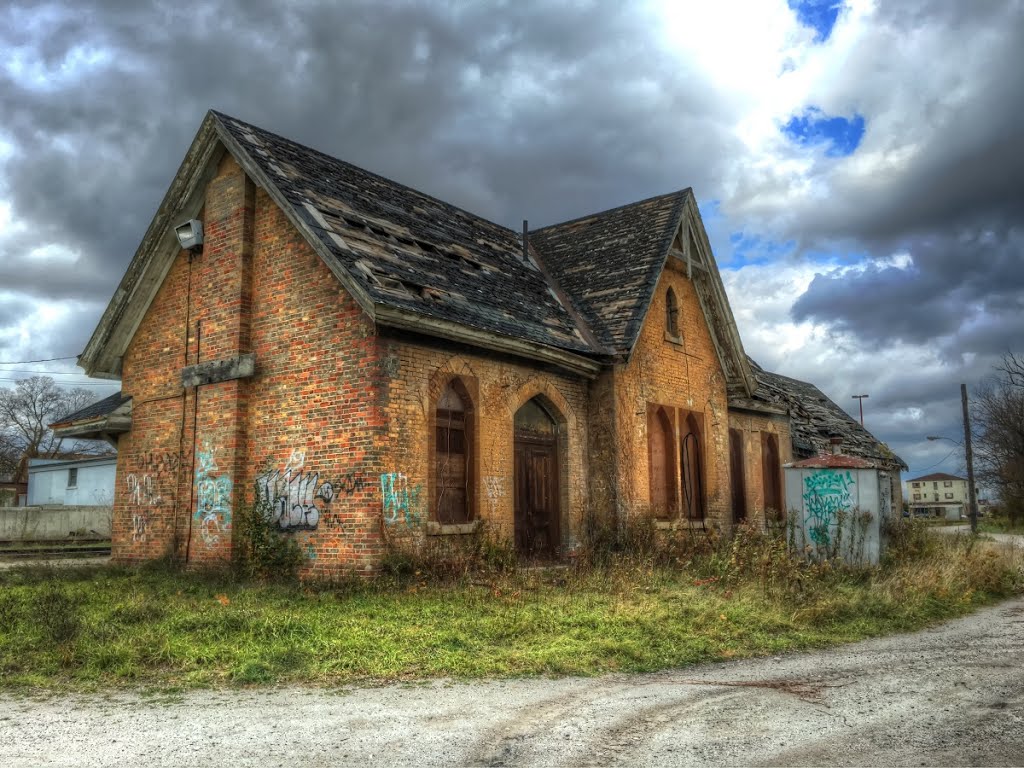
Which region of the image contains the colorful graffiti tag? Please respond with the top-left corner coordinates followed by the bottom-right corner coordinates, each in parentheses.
top-left (380, 472), bottom-right (421, 525)
top-left (255, 450), bottom-right (333, 531)
top-left (802, 469), bottom-right (856, 548)
top-left (194, 443), bottom-right (232, 548)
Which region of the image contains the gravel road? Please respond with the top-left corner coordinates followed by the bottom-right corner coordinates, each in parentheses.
top-left (3, 595), bottom-right (1023, 767)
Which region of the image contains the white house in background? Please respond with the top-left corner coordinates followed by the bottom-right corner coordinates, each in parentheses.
top-left (906, 472), bottom-right (969, 520)
top-left (27, 456), bottom-right (117, 506)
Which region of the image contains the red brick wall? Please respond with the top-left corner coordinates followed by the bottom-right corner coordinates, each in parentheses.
top-left (114, 155), bottom-right (387, 576)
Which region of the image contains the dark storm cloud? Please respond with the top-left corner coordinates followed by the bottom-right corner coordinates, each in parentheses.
top-left (791, 227), bottom-right (1024, 350)
top-left (781, 0), bottom-right (1024, 364)
top-left (0, 0), bottom-right (736, 310)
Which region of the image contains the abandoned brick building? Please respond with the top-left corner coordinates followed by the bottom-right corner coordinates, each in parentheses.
top-left (54, 111), bottom-right (902, 576)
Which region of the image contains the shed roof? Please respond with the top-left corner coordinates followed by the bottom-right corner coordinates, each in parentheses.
top-left (750, 359), bottom-right (907, 470)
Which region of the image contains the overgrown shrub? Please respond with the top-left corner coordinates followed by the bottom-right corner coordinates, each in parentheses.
top-left (232, 497), bottom-right (303, 581)
top-left (380, 519), bottom-right (517, 582)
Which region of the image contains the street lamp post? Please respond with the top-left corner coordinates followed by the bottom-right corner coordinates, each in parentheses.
top-left (927, 384), bottom-right (979, 533)
top-left (852, 394), bottom-right (869, 426)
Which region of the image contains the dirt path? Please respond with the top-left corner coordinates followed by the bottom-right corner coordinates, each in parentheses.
top-left (3, 595), bottom-right (1024, 766)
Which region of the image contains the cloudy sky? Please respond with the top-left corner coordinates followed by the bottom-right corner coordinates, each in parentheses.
top-left (1, 0), bottom-right (1021, 484)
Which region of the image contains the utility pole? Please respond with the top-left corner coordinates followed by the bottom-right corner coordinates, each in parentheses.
top-left (852, 394), bottom-right (869, 426)
top-left (961, 383), bottom-right (979, 534)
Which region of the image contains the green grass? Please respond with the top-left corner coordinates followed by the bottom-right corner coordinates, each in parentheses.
top-left (0, 528), bottom-right (1019, 692)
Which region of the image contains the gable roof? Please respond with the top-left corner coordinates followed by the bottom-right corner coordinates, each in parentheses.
top-left (749, 359), bottom-right (908, 470)
top-left (529, 191), bottom-right (686, 352)
top-left (531, 190), bottom-right (756, 396)
top-left (79, 110), bottom-right (750, 390)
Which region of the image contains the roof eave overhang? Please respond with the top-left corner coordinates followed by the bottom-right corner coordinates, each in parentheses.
top-left (375, 304), bottom-right (602, 379)
top-left (727, 397), bottom-right (789, 417)
top-left (51, 414), bottom-right (132, 441)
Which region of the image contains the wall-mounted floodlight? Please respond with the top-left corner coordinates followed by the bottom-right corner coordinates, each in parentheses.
top-left (175, 219), bottom-right (204, 252)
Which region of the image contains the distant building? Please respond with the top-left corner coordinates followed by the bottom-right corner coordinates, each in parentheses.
top-left (906, 472), bottom-right (968, 519)
top-left (27, 456), bottom-right (117, 507)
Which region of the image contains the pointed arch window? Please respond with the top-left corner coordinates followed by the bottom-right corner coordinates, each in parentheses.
top-left (665, 287), bottom-right (681, 340)
top-left (761, 432), bottom-right (783, 521)
top-left (434, 380), bottom-right (474, 524)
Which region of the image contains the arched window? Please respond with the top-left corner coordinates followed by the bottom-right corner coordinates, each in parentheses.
top-left (729, 428), bottom-right (747, 523)
top-left (435, 380), bottom-right (473, 524)
top-left (666, 288), bottom-right (680, 339)
top-left (761, 432), bottom-right (783, 521)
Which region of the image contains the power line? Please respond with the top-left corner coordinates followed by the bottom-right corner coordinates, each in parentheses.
top-left (0, 377), bottom-right (116, 387)
top-left (0, 356), bottom-right (77, 364)
top-left (907, 447), bottom-right (958, 476)
top-left (0, 369), bottom-right (88, 376)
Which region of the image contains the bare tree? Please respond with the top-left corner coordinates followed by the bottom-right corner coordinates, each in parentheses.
top-left (973, 353), bottom-right (1024, 524)
top-left (0, 377), bottom-right (108, 483)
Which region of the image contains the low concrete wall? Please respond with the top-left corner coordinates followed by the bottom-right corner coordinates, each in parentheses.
top-left (0, 506), bottom-right (112, 541)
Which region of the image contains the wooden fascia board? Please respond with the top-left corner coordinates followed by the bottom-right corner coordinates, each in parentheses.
top-left (212, 121), bottom-right (378, 320)
top-left (727, 397), bottom-right (789, 417)
top-left (375, 304), bottom-right (601, 378)
top-left (79, 115), bottom-right (226, 377)
top-left (683, 196), bottom-right (756, 397)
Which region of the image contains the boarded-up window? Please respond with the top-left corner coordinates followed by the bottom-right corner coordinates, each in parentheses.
top-left (435, 381), bottom-right (471, 524)
top-left (762, 432), bottom-right (783, 520)
top-left (680, 410), bottom-right (705, 520)
top-left (729, 428), bottom-right (746, 523)
top-left (647, 405), bottom-right (677, 518)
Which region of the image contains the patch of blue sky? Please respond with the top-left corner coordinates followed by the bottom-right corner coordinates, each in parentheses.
top-left (787, 0), bottom-right (841, 42)
top-left (782, 107), bottom-right (865, 157)
top-left (720, 233), bottom-right (797, 269)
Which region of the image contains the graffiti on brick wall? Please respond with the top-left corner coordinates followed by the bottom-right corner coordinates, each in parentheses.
top-left (380, 472), bottom-right (421, 525)
top-left (484, 475), bottom-right (505, 516)
top-left (802, 469), bottom-right (856, 548)
top-left (124, 451), bottom-right (181, 545)
top-left (255, 449), bottom-right (334, 531)
top-left (194, 443), bottom-right (232, 548)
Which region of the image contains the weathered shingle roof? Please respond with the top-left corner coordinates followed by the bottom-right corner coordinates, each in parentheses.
top-left (750, 360), bottom-right (907, 470)
top-left (51, 391), bottom-right (130, 427)
top-left (215, 112), bottom-right (594, 356)
top-left (529, 191), bottom-right (688, 353)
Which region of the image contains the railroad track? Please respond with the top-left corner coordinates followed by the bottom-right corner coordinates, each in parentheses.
top-left (0, 541), bottom-right (112, 560)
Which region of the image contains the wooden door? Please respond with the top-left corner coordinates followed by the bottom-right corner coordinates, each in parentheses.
top-left (514, 398), bottom-right (560, 557)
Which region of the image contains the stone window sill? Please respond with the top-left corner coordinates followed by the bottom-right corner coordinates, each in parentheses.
top-left (664, 331), bottom-right (684, 346)
top-left (655, 519), bottom-right (707, 531)
top-left (425, 520), bottom-right (481, 536)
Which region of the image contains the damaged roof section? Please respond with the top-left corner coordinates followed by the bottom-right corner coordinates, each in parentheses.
top-left (749, 359), bottom-right (907, 470)
top-left (214, 112), bottom-right (596, 357)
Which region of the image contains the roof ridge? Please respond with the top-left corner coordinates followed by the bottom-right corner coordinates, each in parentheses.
top-left (210, 110), bottom-right (520, 237)
top-left (529, 188), bottom-right (692, 234)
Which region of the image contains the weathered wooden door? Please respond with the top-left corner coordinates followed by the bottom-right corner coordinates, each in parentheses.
top-left (514, 398), bottom-right (560, 557)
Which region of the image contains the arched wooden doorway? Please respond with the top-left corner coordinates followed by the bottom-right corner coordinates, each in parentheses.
top-left (514, 397), bottom-right (560, 557)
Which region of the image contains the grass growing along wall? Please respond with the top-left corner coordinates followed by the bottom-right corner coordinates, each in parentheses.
top-left (0, 518), bottom-right (1019, 691)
